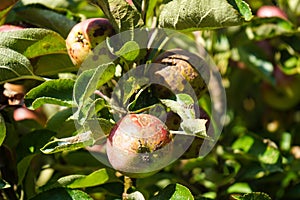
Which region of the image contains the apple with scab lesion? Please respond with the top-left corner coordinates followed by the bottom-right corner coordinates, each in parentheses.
top-left (106, 113), bottom-right (174, 178)
top-left (65, 18), bottom-right (115, 66)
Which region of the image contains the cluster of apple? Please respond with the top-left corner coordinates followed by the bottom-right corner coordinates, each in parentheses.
top-left (65, 18), bottom-right (208, 176)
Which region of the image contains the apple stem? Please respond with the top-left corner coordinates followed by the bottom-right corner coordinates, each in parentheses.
top-left (122, 175), bottom-right (133, 200)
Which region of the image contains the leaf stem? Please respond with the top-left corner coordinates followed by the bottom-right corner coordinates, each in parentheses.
top-left (122, 176), bottom-right (133, 200)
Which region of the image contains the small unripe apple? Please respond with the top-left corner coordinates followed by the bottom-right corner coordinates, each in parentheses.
top-left (66, 18), bottom-right (114, 66)
top-left (106, 114), bottom-right (173, 178)
top-left (257, 5), bottom-right (288, 20)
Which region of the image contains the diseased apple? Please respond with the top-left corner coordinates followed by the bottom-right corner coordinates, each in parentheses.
top-left (66, 18), bottom-right (114, 66)
top-left (106, 114), bottom-right (173, 178)
top-left (153, 49), bottom-right (209, 99)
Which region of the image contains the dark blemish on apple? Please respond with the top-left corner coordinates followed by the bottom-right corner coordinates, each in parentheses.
top-left (93, 26), bottom-right (107, 37)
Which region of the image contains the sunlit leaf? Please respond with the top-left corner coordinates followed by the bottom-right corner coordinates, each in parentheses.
top-left (0, 178), bottom-right (10, 189)
top-left (66, 168), bottom-right (119, 188)
top-left (40, 131), bottom-right (95, 154)
top-left (25, 79), bottom-right (75, 108)
top-left (73, 63), bottom-right (115, 106)
top-left (0, 28), bottom-right (67, 58)
top-left (151, 183), bottom-right (194, 200)
top-left (92, 0), bottom-right (144, 32)
top-left (115, 40), bottom-right (140, 61)
top-left (0, 47), bottom-right (43, 84)
top-left (161, 93), bottom-right (196, 120)
top-left (159, 0), bottom-right (252, 30)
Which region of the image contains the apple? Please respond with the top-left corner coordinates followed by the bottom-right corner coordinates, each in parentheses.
top-left (0, 24), bottom-right (23, 32)
top-left (257, 5), bottom-right (288, 20)
top-left (66, 18), bottom-right (114, 66)
top-left (154, 49), bottom-right (209, 99)
top-left (106, 114), bottom-right (173, 178)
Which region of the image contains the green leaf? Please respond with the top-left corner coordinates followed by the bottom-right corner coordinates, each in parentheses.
top-left (179, 119), bottom-right (208, 138)
top-left (232, 192), bottom-right (272, 200)
top-left (16, 129), bottom-right (56, 159)
top-left (34, 54), bottom-right (76, 76)
top-left (74, 98), bottom-right (106, 125)
top-left (17, 154), bottom-right (36, 185)
top-left (46, 108), bottom-right (74, 132)
top-left (92, 0), bottom-right (144, 32)
top-left (40, 131), bottom-right (95, 154)
top-left (115, 40), bottom-right (140, 61)
top-left (15, 6), bottom-right (76, 38)
top-left (41, 117), bottom-right (113, 154)
top-left (159, 0), bottom-right (251, 30)
top-left (151, 183), bottom-right (194, 200)
top-left (65, 168), bottom-right (119, 188)
top-left (231, 0), bottom-right (253, 21)
top-left (232, 133), bottom-right (282, 172)
top-left (25, 79), bottom-right (75, 109)
top-left (0, 28), bottom-right (67, 58)
top-left (19, 0), bottom-right (73, 9)
top-left (0, 47), bottom-right (43, 84)
top-left (235, 46), bottom-right (275, 84)
top-left (0, 113), bottom-right (6, 146)
top-left (227, 182), bottom-right (252, 194)
top-left (30, 188), bottom-right (93, 200)
top-left (245, 17), bottom-right (294, 41)
top-left (161, 93), bottom-right (196, 120)
top-left (73, 63), bottom-right (115, 106)
top-left (0, 178), bottom-right (10, 189)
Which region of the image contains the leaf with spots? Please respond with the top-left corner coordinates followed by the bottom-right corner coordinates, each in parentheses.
top-left (159, 0), bottom-right (252, 30)
top-left (0, 28), bottom-right (67, 58)
top-left (92, 0), bottom-right (144, 32)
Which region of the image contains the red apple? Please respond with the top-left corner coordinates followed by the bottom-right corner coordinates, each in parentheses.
top-left (106, 114), bottom-right (173, 178)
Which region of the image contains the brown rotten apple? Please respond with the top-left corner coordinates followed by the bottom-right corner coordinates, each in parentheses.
top-left (153, 49), bottom-right (209, 99)
top-left (66, 18), bottom-right (114, 66)
top-left (106, 114), bottom-right (173, 178)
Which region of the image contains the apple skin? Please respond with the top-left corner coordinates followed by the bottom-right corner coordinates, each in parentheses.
top-left (0, 24), bottom-right (23, 32)
top-left (106, 114), bottom-right (173, 178)
top-left (13, 106), bottom-right (46, 125)
top-left (257, 5), bottom-right (288, 20)
top-left (261, 68), bottom-right (300, 110)
top-left (66, 18), bottom-right (114, 66)
top-left (153, 49), bottom-right (209, 99)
